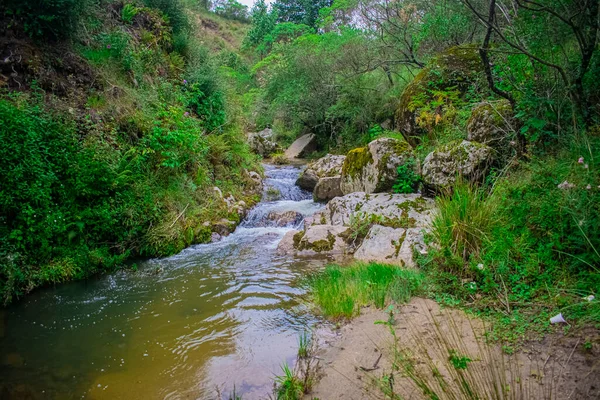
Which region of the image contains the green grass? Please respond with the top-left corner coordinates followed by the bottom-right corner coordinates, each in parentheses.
top-left (307, 263), bottom-right (424, 320)
top-left (274, 363), bottom-right (304, 400)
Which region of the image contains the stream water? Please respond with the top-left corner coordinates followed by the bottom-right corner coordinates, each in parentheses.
top-left (0, 165), bottom-right (333, 400)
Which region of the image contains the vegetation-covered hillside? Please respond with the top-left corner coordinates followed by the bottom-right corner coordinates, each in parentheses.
top-left (0, 0), bottom-right (261, 303)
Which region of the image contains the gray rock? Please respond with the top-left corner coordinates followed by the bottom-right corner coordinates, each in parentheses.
top-left (467, 100), bottom-right (517, 160)
top-left (296, 154), bottom-right (346, 191)
top-left (248, 128), bottom-right (280, 157)
top-left (294, 225), bottom-right (349, 255)
top-left (296, 169), bottom-right (319, 191)
top-left (314, 176), bottom-right (343, 202)
top-left (422, 140), bottom-right (494, 191)
top-left (316, 192), bottom-right (434, 228)
top-left (285, 134), bottom-right (317, 159)
top-left (211, 232), bottom-right (222, 243)
top-left (266, 210), bottom-right (303, 227)
top-left (277, 230), bottom-right (299, 255)
top-left (340, 137), bottom-right (414, 195)
top-left (354, 226), bottom-right (427, 268)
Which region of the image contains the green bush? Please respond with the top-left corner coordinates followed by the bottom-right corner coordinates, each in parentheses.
top-left (3, 0), bottom-right (89, 38)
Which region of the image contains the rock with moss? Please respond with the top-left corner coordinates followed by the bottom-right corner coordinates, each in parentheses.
top-left (296, 154), bottom-right (346, 191)
top-left (340, 137), bottom-right (414, 195)
top-left (315, 192), bottom-right (434, 228)
top-left (467, 100), bottom-right (517, 158)
top-left (248, 128), bottom-right (280, 157)
top-left (396, 46), bottom-right (484, 146)
top-left (354, 226), bottom-right (426, 268)
top-left (277, 225), bottom-right (349, 256)
top-left (422, 140), bottom-right (494, 191)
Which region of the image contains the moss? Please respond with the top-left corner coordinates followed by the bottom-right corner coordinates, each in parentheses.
top-left (392, 230), bottom-right (408, 258)
top-left (293, 231), bottom-right (305, 248)
top-left (342, 147), bottom-right (373, 178)
top-left (468, 100), bottom-right (513, 129)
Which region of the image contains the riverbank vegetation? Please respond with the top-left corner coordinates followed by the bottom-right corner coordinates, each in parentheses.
top-left (0, 0), bottom-right (261, 303)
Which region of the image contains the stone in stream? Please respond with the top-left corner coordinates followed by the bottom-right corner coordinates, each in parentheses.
top-left (340, 137), bottom-right (414, 195)
top-left (277, 225), bottom-right (349, 256)
top-left (266, 210), bottom-right (303, 227)
top-left (296, 154), bottom-right (346, 191)
top-left (284, 133), bottom-right (317, 159)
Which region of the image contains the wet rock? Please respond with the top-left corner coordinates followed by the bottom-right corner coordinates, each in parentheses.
top-left (248, 128), bottom-right (280, 157)
top-left (396, 46), bottom-right (484, 146)
top-left (285, 134), bottom-right (317, 159)
top-left (340, 137), bottom-right (414, 195)
top-left (422, 140), bottom-right (494, 191)
top-left (296, 168), bottom-right (319, 191)
top-left (211, 232), bottom-right (222, 243)
top-left (314, 176), bottom-right (343, 202)
top-left (277, 230), bottom-right (299, 255)
top-left (316, 192), bottom-right (434, 228)
top-left (266, 210), bottom-right (303, 227)
top-left (354, 226), bottom-right (427, 268)
top-left (212, 219), bottom-right (237, 236)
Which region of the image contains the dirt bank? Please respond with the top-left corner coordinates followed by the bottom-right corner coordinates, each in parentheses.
top-left (307, 298), bottom-right (599, 399)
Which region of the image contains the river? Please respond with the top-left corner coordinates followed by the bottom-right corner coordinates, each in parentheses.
top-left (0, 165), bottom-right (334, 400)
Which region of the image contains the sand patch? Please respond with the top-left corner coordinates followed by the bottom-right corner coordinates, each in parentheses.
top-left (307, 298), bottom-right (599, 399)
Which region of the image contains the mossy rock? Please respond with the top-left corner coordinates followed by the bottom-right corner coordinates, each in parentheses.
top-left (340, 137), bottom-right (414, 195)
top-left (422, 140), bottom-right (494, 191)
top-left (467, 100), bottom-right (517, 160)
top-left (396, 45), bottom-right (484, 146)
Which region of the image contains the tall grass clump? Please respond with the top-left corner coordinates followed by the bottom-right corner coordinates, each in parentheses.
top-left (307, 263), bottom-right (424, 320)
top-left (431, 181), bottom-right (498, 267)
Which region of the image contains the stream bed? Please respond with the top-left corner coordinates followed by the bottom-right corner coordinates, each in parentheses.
top-left (0, 165), bottom-right (334, 400)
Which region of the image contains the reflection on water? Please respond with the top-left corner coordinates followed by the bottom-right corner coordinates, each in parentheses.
top-left (0, 165), bottom-right (333, 400)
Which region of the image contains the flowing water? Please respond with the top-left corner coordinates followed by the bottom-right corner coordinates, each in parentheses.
top-left (0, 165), bottom-right (334, 400)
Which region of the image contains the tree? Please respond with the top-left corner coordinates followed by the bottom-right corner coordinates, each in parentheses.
top-left (273, 0), bottom-right (334, 28)
top-left (245, 0), bottom-right (278, 48)
top-left (213, 0), bottom-right (249, 22)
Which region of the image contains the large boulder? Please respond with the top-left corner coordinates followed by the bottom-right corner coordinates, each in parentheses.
top-left (278, 192), bottom-right (435, 266)
top-left (422, 140), bottom-right (494, 191)
top-left (285, 134), bottom-right (318, 159)
top-left (467, 100), bottom-right (517, 159)
top-left (340, 137), bottom-right (413, 195)
top-left (354, 226), bottom-right (427, 268)
top-left (296, 154), bottom-right (346, 191)
top-left (315, 192), bottom-right (434, 228)
top-left (248, 128), bottom-right (280, 157)
top-left (396, 46), bottom-right (484, 146)
top-left (314, 176), bottom-right (343, 202)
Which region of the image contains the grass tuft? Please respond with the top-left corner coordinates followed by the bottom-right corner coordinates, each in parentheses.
top-left (307, 263), bottom-right (424, 320)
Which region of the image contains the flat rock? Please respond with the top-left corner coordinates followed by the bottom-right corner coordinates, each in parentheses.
top-left (293, 225), bottom-right (349, 256)
top-left (316, 192), bottom-right (434, 228)
top-left (354, 226), bottom-right (426, 268)
top-left (285, 134), bottom-right (317, 159)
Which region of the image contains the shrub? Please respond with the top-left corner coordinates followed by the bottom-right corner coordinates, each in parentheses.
top-left (3, 0), bottom-right (89, 38)
top-left (431, 181), bottom-right (498, 267)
